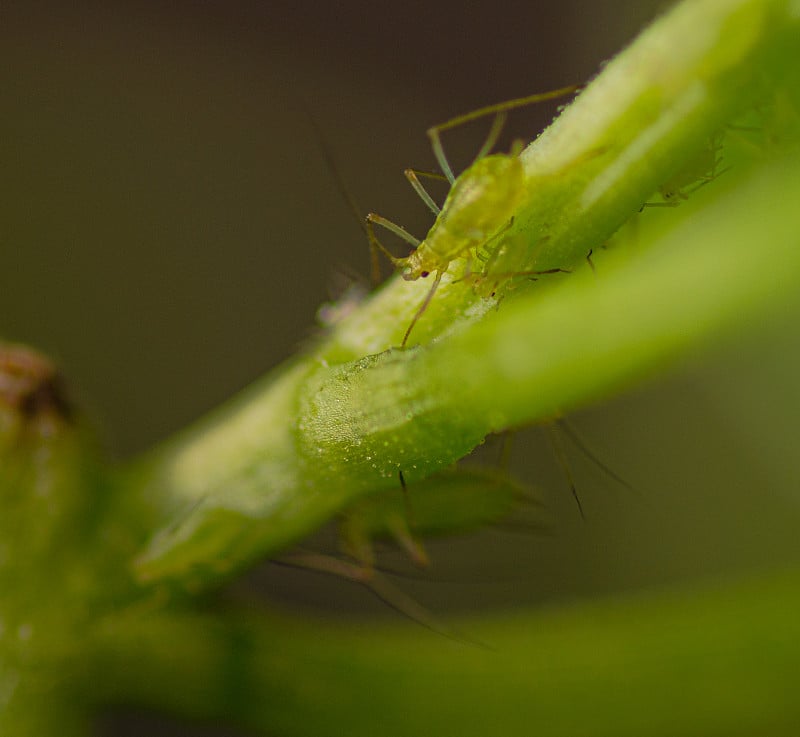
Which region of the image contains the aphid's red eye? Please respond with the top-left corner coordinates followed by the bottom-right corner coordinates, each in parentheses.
top-left (420, 271), bottom-right (430, 278)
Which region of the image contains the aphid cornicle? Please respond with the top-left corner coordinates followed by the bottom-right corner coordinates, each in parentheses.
top-left (367, 84), bottom-right (581, 347)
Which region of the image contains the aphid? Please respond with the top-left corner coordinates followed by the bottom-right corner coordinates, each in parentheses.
top-left (645, 134), bottom-right (726, 207)
top-left (367, 84), bottom-right (581, 346)
top-left (274, 465), bottom-right (544, 636)
top-left (339, 466), bottom-right (544, 573)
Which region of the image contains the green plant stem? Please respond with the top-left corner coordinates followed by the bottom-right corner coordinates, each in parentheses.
top-left (91, 566), bottom-right (800, 737)
top-left (127, 0), bottom-right (800, 585)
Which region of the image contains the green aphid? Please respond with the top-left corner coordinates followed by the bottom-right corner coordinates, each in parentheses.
top-left (339, 466), bottom-right (544, 572)
top-left (366, 85), bottom-right (580, 346)
top-left (649, 134), bottom-right (726, 206)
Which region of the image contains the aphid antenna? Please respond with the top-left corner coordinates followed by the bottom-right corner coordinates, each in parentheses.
top-left (364, 213), bottom-right (420, 265)
top-left (302, 105), bottom-right (392, 283)
top-left (303, 106), bottom-right (367, 237)
top-left (402, 168), bottom-right (448, 216)
top-left (427, 84), bottom-right (583, 182)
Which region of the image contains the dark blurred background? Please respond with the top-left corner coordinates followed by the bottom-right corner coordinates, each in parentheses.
top-left (2, 2), bottom-right (799, 735)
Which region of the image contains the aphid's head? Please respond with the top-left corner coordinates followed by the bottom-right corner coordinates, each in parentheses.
top-left (401, 253), bottom-right (428, 281)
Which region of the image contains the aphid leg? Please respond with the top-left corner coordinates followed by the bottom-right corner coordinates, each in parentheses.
top-left (402, 270), bottom-right (443, 348)
top-left (398, 469), bottom-right (415, 527)
top-left (682, 165), bottom-right (731, 196)
top-left (545, 423), bottom-right (585, 519)
top-left (471, 217), bottom-right (516, 274)
top-left (278, 551), bottom-right (374, 583)
top-left (496, 430), bottom-right (515, 472)
top-left (586, 249), bottom-right (596, 274)
top-left (472, 111), bottom-right (509, 162)
top-left (427, 129), bottom-right (457, 184)
top-left (462, 255), bottom-right (474, 281)
top-left (397, 469), bottom-right (430, 567)
top-left (506, 139), bottom-right (526, 159)
top-left (275, 552), bottom-right (469, 643)
top-left (338, 517), bottom-right (378, 573)
top-left (426, 84), bottom-right (583, 181)
top-left (557, 418), bottom-right (635, 493)
top-left (338, 472), bottom-right (427, 571)
top-left (386, 516), bottom-right (430, 568)
top-left (644, 165), bottom-right (729, 207)
top-left (403, 168), bottom-right (447, 215)
top-left (364, 574), bottom-right (469, 642)
top-left (426, 111), bottom-right (509, 183)
top-left (479, 267), bottom-right (570, 285)
top-left (365, 212), bottom-right (420, 283)
top-left (520, 267), bottom-right (571, 278)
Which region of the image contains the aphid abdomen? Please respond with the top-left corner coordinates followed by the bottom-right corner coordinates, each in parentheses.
top-left (657, 134), bottom-right (724, 202)
top-left (447, 156), bottom-right (525, 233)
top-left (427, 154), bottom-right (526, 265)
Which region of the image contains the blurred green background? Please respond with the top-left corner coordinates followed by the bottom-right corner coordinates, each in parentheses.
top-left (2, 2), bottom-right (799, 734)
